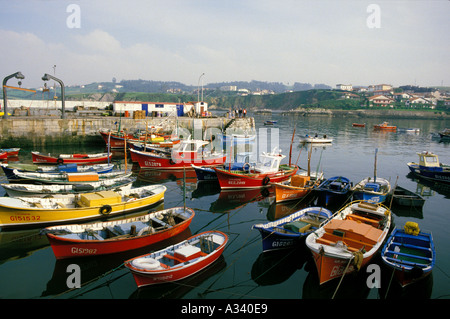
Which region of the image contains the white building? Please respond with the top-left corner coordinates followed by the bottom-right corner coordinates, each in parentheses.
top-left (336, 84), bottom-right (353, 91)
top-left (113, 101), bottom-right (208, 116)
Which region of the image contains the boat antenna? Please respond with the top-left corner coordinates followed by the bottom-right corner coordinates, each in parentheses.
top-left (374, 148), bottom-right (378, 183)
top-left (183, 165), bottom-right (186, 210)
top-left (289, 128), bottom-right (295, 166)
top-left (108, 132), bottom-right (111, 165)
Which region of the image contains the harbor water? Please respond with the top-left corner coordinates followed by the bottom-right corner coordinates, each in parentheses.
top-left (0, 112), bottom-right (449, 300)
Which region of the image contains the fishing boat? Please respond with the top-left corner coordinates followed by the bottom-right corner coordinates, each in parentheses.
top-left (407, 151), bottom-right (450, 183)
top-left (1, 163), bottom-right (114, 181)
top-left (213, 149), bottom-right (298, 189)
top-left (389, 185), bottom-right (425, 207)
top-left (264, 120), bottom-right (277, 126)
top-left (299, 134), bottom-right (333, 144)
top-left (374, 122), bottom-right (397, 131)
top-left (99, 129), bottom-right (179, 149)
top-left (130, 139), bottom-right (227, 169)
top-left (0, 148), bottom-right (20, 156)
top-left (44, 207), bottom-right (195, 259)
top-left (438, 128), bottom-right (450, 140)
top-left (381, 222), bottom-right (435, 287)
top-left (352, 148), bottom-right (391, 203)
top-left (9, 169), bottom-right (131, 185)
top-left (124, 230), bottom-right (228, 287)
top-left (31, 151), bottom-right (112, 164)
top-left (315, 176), bottom-right (352, 206)
top-left (0, 184), bottom-right (166, 229)
top-left (191, 152), bottom-right (255, 181)
top-left (1, 175), bottom-right (135, 197)
top-left (352, 123), bottom-right (365, 127)
top-left (0, 152), bottom-right (7, 160)
top-left (271, 172), bottom-right (323, 203)
top-left (352, 177), bottom-right (391, 203)
top-left (305, 200), bottom-right (391, 285)
top-left (252, 207), bottom-right (333, 252)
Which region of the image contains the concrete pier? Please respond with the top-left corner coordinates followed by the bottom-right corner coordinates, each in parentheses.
top-left (0, 116), bottom-right (255, 148)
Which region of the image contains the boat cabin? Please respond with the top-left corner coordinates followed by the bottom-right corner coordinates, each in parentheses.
top-left (254, 150), bottom-right (286, 173)
top-left (172, 140), bottom-right (210, 160)
top-left (418, 152), bottom-right (441, 169)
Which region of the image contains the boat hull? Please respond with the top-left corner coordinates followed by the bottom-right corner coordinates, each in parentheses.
top-left (253, 207), bottom-right (332, 252)
top-left (214, 166), bottom-right (298, 189)
top-left (130, 148), bottom-right (227, 169)
top-left (32, 152), bottom-right (112, 164)
top-left (352, 177), bottom-right (391, 203)
top-left (46, 207), bottom-right (194, 259)
top-left (407, 162), bottom-right (450, 184)
top-left (0, 185), bottom-right (166, 229)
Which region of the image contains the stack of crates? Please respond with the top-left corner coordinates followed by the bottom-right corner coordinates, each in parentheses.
top-left (133, 110), bottom-right (146, 119)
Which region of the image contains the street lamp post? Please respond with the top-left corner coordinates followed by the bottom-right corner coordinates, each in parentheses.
top-left (42, 73), bottom-right (65, 119)
top-left (2, 71), bottom-right (25, 119)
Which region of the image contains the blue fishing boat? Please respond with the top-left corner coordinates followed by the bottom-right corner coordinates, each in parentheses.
top-left (191, 152), bottom-right (255, 181)
top-left (264, 120), bottom-right (277, 126)
top-left (1, 163), bottom-right (114, 181)
top-left (381, 222), bottom-right (435, 287)
top-left (314, 176), bottom-right (351, 206)
top-left (352, 177), bottom-right (391, 203)
top-left (252, 207), bottom-right (333, 252)
top-left (407, 151), bottom-right (450, 184)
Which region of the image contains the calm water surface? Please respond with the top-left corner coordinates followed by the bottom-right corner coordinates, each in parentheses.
top-left (0, 113), bottom-right (449, 300)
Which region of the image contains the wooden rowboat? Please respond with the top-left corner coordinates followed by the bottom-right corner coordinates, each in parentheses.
top-left (44, 207), bottom-right (195, 259)
top-left (32, 151), bottom-right (112, 164)
top-left (124, 230), bottom-right (228, 287)
top-left (10, 170), bottom-right (131, 185)
top-left (389, 185), bottom-right (425, 207)
top-left (1, 175), bottom-right (135, 197)
top-left (252, 206), bottom-right (332, 252)
top-left (0, 184), bottom-right (166, 229)
top-left (305, 200), bottom-right (391, 285)
top-left (381, 222), bottom-right (435, 287)
top-left (271, 172), bottom-right (323, 203)
top-left (1, 163), bottom-right (114, 181)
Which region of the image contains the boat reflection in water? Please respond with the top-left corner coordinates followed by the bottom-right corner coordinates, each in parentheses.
top-left (42, 227), bottom-right (192, 298)
top-left (129, 255), bottom-right (226, 299)
top-left (210, 188), bottom-right (273, 213)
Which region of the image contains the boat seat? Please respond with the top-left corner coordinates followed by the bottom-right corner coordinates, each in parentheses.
top-left (316, 237), bottom-right (360, 252)
top-left (346, 214), bottom-right (380, 227)
top-left (386, 250), bottom-right (432, 262)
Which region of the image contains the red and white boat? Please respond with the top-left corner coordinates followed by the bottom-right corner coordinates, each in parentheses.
top-left (0, 148), bottom-right (20, 157)
top-left (0, 152), bottom-right (7, 160)
top-left (44, 207), bottom-right (195, 259)
top-left (213, 149), bottom-right (298, 189)
top-left (124, 230), bottom-right (228, 287)
top-left (130, 139), bottom-right (226, 169)
top-left (32, 151), bottom-right (112, 164)
top-left (305, 200), bottom-right (391, 285)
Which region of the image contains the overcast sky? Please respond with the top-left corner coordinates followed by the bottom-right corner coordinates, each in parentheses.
top-left (1, 0), bottom-right (449, 89)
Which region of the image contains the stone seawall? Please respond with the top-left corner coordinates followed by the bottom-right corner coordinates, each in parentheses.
top-left (0, 117), bottom-right (255, 148)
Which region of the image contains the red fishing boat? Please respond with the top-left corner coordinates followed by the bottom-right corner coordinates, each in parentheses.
top-left (374, 122), bottom-right (396, 131)
top-left (0, 148), bottom-right (20, 157)
top-left (124, 230), bottom-right (228, 287)
top-left (213, 149), bottom-right (298, 189)
top-left (44, 207), bottom-right (195, 259)
top-left (32, 151), bottom-right (112, 164)
top-left (130, 139), bottom-right (226, 169)
top-left (0, 152), bottom-right (7, 160)
top-left (352, 123), bottom-right (365, 127)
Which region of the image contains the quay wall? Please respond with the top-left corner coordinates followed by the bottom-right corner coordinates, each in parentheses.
top-left (280, 108), bottom-right (449, 119)
top-left (0, 117), bottom-right (255, 148)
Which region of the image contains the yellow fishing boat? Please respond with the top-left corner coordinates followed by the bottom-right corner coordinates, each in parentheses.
top-left (0, 185), bottom-right (166, 230)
